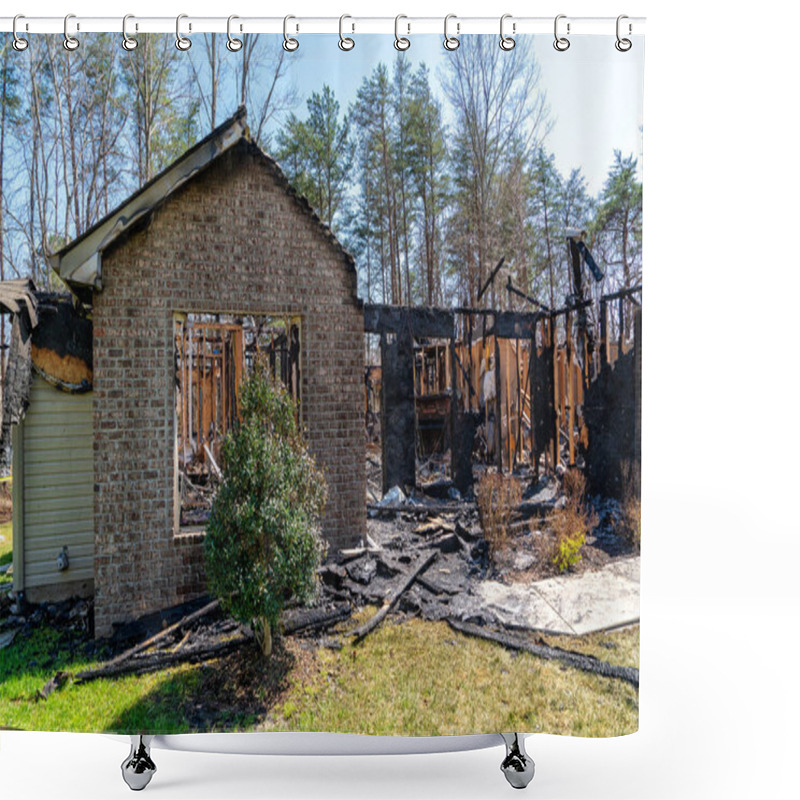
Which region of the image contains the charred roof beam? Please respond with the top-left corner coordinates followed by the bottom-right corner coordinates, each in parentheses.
top-left (364, 305), bottom-right (455, 340)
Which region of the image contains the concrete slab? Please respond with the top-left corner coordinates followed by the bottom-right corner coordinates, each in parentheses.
top-left (605, 557), bottom-right (641, 582)
top-left (472, 557), bottom-right (640, 636)
top-left (476, 580), bottom-right (576, 634)
top-left (532, 557), bottom-right (640, 635)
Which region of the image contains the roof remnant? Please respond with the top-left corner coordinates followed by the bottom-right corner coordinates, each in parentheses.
top-left (1, 281), bottom-right (39, 470)
top-left (48, 108), bottom-right (250, 290)
top-left (0, 278), bottom-right (38, 328)
top-left (47, 105), bottom-right (356, 295)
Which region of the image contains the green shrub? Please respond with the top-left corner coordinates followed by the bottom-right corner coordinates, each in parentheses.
top-left (204, 358), bottom-right (327, 652)
top-left (551, 528), bottom-right (586, 573)
top-left (547, 469), bottom-right (597, 574)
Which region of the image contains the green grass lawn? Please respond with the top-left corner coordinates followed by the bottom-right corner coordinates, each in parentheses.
top-left (265, 613), bottom-right (638, 737)
top-left (0, 626), bottom-right (214, 732)
top-left (0, 609), bottom-right (638, 737)
top-left (0, 521), bottom-right (12, 591)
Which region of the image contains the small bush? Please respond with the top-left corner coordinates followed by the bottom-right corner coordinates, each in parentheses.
top-left (619, 495), bottom-right (641, 551)
top-left (547, 469), bottom-right (597, 573)
top-left (562, 468), bottom-right (587, 505)
top-left (551, 528), bottom-right (586, 573)
top-left (476, 472), bottom-right (522, 560)
top-left (204, 358), bottom-right (327, 651)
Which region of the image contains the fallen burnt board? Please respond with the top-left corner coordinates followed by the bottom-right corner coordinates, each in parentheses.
top-left (447, 618), bottom-right (639, 687)
top-left (318, 505), bottom-right (492, 628)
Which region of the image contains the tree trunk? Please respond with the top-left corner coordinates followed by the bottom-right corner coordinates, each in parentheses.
top-left (256, 618), bottom-right (273, 656)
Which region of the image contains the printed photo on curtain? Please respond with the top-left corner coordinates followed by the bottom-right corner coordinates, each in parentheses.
top-left (0, 24), bottom-right (643, 758)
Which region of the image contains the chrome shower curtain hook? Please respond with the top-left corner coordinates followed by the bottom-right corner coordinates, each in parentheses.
top-left (499, 14), bottom-right (515, 51)
top-left (394, 15), bottom-right (410, 51)
top-left (443, 14), bottom-right (460, 51)
top-left (122, 15), bottom-right (138, 51)
top-left (615, 15), bottom-right (632, 51)
top-left (12, 14), bottom-right (29, 51)
top-left (63, 14), bottom-right (79, 51)
top-left (338, 15), bottom-right (355, 51)
top-left (554, 14), bottom-right (570, 51)
top-left (176, 14), bottom-right (192, 51)
top-left (226, 15), bottom-right (243, 52)
top-left (283, 15), bottom-right (299, 51)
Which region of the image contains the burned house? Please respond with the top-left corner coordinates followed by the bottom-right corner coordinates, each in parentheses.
top-left (363, 256), bottom-right (641, 502)
top-left (4, 108), bottom-right (366, 637)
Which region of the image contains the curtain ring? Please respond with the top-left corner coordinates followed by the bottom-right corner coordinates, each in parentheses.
top-left (394, 14), bottom-right (411, 52)
top-left (12, 15), bottom-right (29, 51)
top-left (283, 15), bottom-right (299, 51)
top-left (499, 14), bottom-right (515, 51)
top-left (443, 14), bottom-right (460, 51)
top-left (227, 15), bottom-right (243, 52)
top-left (176, 14), bottom-right (192, 51)
top-left (394, 15), bottom-right (410, 51)
top-left (338, 15), bottom-right (354, 51)
top-left (615, 15), bottom-right (632, 52)
top-left (122, 15), bottom-right (138, 51)
top-left (553, 14), bottom-right (570, 51)
top-left (63, 14), bottom-right (80, 51)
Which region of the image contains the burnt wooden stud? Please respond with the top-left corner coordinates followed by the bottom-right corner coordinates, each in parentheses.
top-left (379, 326), bottom-right (417, 494)
top-left (449, 337), bottom-right (458, 482)
top-left (494, 333), bottom-right (503, 472)
top-left (530, 327), bottom-right (538, 478)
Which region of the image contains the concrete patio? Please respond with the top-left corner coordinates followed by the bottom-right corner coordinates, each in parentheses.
top-left (476, 556), bottom-right (640, 636)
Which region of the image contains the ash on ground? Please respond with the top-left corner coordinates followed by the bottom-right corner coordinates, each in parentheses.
top-left (324, 455), bottom-right (637, 632)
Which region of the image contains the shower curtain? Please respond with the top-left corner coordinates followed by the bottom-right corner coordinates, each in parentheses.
top-left (0, 25), bottom-right (644, 739)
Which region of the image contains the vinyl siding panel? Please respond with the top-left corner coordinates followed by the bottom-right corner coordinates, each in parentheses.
top-left (22, 376), bottom-right (94, 588)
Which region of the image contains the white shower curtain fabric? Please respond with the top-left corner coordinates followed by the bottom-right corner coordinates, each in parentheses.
top-left (0, 30), bottom-right (643, 738)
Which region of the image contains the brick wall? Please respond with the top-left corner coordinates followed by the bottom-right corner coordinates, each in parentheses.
top-left (92, 142), bottom-right (365, 637)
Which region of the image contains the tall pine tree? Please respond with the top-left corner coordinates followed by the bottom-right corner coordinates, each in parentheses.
top-left (592, 151), bottom-right (642, 291)
top-left (275, 85), bottom-right (353, 230)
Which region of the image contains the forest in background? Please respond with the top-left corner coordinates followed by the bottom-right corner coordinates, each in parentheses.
top-left (0, 34), bottom-right (641, 324)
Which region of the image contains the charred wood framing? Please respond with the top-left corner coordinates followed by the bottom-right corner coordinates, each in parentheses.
top-left (365, 305), bottom-right (455, 494)
top-left (505, 276), bottom-right (551, 312)
top-left (365, 302), bottom-right (610, 482)
top-left (600, 286), bottom-right (642, 367)
top-left (364, 304), bottom-right (455, 339)
top-left (452, 411), bottom-right (479, 494)
top-left (584, 306), bottom-right (642, 499)
top-left (492, 311), bottom-right (539, 339)
top-left (569, 236), bottom-right (585, 301)
top-left (531, 318), bottom-right (557, 472)
top-left (366, 304), bottom-right (543, 341)
top-left (1, 280), bottom-right (39, 438)
top-left (494, 335), bottom-right (502, 470)
top-left (1, 315), bottom-right (35, 470)
top-left (379, 325), bottom-right (417, 494)
top-left (0, 279), bottom-right (39, 326)
top-left (477, 257), bottom-right (506, 302)
top-left (601, 285), bottom-right (642, 303)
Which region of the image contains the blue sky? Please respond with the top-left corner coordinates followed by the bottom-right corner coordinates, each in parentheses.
top-left (269, 33), bottom-right (644, 195)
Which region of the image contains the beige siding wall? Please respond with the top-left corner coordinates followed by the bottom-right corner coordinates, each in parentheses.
top-left (19, 375), bottom-right (93, 594)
